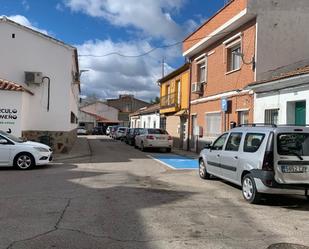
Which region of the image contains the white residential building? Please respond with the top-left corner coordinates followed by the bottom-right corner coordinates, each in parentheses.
top-left (130, 104), bottom-right (160, 129)
top-left (0, 17), bottom-right (80, 153)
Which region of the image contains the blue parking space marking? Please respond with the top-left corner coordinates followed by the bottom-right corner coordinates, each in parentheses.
top-left (149, 154), bottom-right (198, 170)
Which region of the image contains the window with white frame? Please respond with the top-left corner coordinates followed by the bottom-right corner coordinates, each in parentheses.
top-left (227, 43), bottom-right (241, 72)
top-left (196, 55), bottom-right (207, 84)
top-left (238, 111), bottom-right (249, 125)
top-left (205, 113), bottom-right (222, 137)
top-left (265, 109), bottom-right (279, 125)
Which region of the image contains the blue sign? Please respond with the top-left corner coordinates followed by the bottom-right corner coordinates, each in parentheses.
top-left (221, 98), bottom-right (228, 112)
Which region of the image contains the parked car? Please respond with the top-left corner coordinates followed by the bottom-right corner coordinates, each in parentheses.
top-left (77, 127), bottom-right (87, 135)
top-left (198, 124), bottom-right (309, 204)
top-left (115, 127), bottom-right (127, 140)
top-left (135, 128), bottom-right (172, 152)
top-left (0, 130), bottom-right (53, 170)
top-left (92, 126), bottom-right (105, 135)
top-left (126, 128), bottom-right (143, 146)
top-left (110, 126), bottom-right (119, 139)
top-left (106, 126), bottom-right (112, 135)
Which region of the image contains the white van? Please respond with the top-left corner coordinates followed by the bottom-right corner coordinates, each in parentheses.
top-left (199, 125), bottom-right (309, 204)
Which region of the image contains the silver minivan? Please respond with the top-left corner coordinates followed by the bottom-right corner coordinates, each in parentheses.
top-left (199, 125), bottom-right (309, 204)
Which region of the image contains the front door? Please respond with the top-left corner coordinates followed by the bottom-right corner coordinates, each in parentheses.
top-left (0, 136), bottom-right (12, 166)
top-left (220, 132), bottom-right (243, 183)
top-left (295, 101), bottom-right (306, 125)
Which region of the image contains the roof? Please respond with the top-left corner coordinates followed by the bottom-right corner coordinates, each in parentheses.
top-left (0, 78), bottom-right (34, 95)
top-left (248, 65), bottom-right (309, 87)
top-left (130, 103), bottom-right (160, 117)
top-left (158, 63), bottom-right (190, 84)
top-left (80, 110), bottom-right (120, 123)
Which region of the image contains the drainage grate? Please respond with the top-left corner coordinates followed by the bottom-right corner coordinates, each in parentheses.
top-left (267, 243), bottom-right (309, 249)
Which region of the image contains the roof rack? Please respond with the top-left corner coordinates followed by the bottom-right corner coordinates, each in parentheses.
top-left (237, 123), bottom-right (277, 128)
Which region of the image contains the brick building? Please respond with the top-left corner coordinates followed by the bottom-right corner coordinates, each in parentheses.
top-left (183, 0), bottom-right (309, 152)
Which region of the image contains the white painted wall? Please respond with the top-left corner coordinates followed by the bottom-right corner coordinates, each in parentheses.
top-left (248, 0), bottom-right (309, 80)
top-left (140, 113), bottom-right (160, 129)
top-left (0, 91), bottom-right (24, 136)
top-left (0, 20), bottom-right (79, 132)
top-left (254, 85), bottom-right (309, 124)
top-left (80, 102), bottom-right (119, 121)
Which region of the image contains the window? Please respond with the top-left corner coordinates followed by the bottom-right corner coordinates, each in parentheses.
top-left (225, 132), bottom-right (242, 151)
top-left (244, 133), bottom-right (265, 153)
top-left (265, 109), bottom-right (279, 125)
top-left (198, 62), bottom-right (206, 83)
top-left (277, 133), bottom-right (309, 156)
top-left (160, 117), bottom-right (166, 130)
top-left (177, 80), bottom-right (181, 105)
top-left (227, 43), bottom-right (241, 72)
top-left (212, 133), bottom-right (228, 150)
top-left (205, 113), bottom-right (222, 137)
top-left (153, 120), bottom-right (156, 128)
top-left (71, 112), bottom-right (77, 124)
top-left (238, 111), bottom-right (249, 125)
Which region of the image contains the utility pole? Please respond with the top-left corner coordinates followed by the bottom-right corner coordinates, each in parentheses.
top-left (161, 57), bottom-right (165, 78)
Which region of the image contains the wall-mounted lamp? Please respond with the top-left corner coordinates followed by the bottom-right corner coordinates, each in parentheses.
top-left (233, 51), bottom-right (255, 70)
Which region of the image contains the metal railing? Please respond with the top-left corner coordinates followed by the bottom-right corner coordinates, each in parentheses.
top-left (160, 92), bottom-right (179, 108)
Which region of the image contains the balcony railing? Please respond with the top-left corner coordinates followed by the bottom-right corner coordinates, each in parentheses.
top-left (160, 92), bottom-right (179, 109)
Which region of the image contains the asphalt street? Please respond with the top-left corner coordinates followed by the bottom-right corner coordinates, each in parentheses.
top-left (0, 136), bottom-right (308, 249)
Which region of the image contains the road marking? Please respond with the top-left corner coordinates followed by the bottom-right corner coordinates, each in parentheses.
top-left (147, 154), bottom-right (198, 170)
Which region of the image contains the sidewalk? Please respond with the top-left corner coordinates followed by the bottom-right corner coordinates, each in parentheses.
top-left (54, 137), bottom-right (91, 161)
top-left (172, 147), bottom-right (199, 159)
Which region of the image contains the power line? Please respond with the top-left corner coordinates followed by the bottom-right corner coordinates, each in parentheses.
top-left (78, 30), bottom-right (233, 58)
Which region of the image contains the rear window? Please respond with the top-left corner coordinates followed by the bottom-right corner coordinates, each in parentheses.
top-left (147, 129), bottom-right (168, 135)
top-left (277, 133), bottom-right (309, 156)
top-left (244, 133), bottom-right (265, 153)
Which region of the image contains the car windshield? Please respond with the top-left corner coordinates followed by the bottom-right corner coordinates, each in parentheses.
top-left (0, 131), bottom-right (24, 143)
top-left (147, 129), bottom-right (168, 135)
top-left (277, 133), bottom-right (309, 156)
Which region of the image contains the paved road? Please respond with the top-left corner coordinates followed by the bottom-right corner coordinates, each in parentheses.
top-left (0, 136), bottom-right (308, 249)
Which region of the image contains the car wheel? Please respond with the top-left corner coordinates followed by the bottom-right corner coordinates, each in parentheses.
top-left (14, 153), bottom-right (35, 170)
top-left (199, 159), bottom-right (211, 179)
top-left (242, 174), bottom-right (261, 204)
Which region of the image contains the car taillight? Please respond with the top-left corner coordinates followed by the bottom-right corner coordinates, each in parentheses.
top-left (262, 151), bottom-right (274, 171)
top-left (168, 136), bottom-right (172, 140)
top-left (146, 135), bottom-right (155, 140)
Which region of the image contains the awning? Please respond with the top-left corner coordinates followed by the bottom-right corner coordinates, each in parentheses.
top-left (175, 109), bottom-right (188, 116)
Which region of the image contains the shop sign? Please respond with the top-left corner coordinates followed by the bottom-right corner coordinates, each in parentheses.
top-left (0, 108), bottom-right (19, 125)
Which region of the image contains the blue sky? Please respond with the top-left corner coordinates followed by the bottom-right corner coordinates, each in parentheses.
top-left (0, 0), bottom-right (226, 101)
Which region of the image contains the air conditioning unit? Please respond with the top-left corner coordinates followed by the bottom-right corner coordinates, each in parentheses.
top-left (192, 82), bottom-right (203, 94)
top-left (25, 72), bottom-right (43, 85)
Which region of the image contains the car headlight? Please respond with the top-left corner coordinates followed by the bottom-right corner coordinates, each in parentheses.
top-left (34, 147), bottom-right (50, 152)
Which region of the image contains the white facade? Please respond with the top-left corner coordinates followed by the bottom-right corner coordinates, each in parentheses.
top-left (0, 17), bottom-right (79, 137)
top-left (253, 74), bottom-right (309, 125)
top-left (140, 113), bottom-right (160, 129)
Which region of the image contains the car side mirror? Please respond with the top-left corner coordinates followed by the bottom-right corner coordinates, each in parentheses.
top-left (204, 143), bottom-right (212, 150)
top-left (0, 139), bottom-right (8, 144)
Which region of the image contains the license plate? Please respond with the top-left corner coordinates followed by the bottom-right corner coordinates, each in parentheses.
top-left (156, 137), bottom-right (165, 140)
top-left (281, 165), bottom-right (309, 173)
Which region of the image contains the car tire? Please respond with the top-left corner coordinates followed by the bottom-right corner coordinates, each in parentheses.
top-left (242, 174), bottom-right (261, 204)
top-left (199, 159), bottom-right (211, 179)
top-left (14, 153), bottom-right (35, 170)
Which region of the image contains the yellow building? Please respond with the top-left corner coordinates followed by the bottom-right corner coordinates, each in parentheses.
top-left (158, 63), bottom-right (190, 149)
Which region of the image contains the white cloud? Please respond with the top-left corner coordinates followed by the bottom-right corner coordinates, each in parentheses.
top-left (6, 15), bottom-right (49, 35)
top-left (22, 0), bottom-right (30, 11)
top-left (77, 39), bottom-right (178, 101)
top-left (62, 0), bottom-right (185, 41)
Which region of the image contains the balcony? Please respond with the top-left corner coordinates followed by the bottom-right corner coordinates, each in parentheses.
top-left (160, 92), bottom-right (180, 113)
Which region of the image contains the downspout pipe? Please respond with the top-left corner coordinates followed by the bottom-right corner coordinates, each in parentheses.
top-left (187, 59), bottom-right (192, 151)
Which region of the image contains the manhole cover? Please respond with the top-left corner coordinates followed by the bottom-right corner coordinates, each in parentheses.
top-left (267, 243), bottom-right (309, 249)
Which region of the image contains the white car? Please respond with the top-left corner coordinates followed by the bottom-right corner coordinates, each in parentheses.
top-left (115, 127), bottom-right (127, 140)
top-left (77, 127), bottom-right (87, 135)
top-left (135, 128), bottom-right (173, 152)
top-left (0, 130), bottom-right (53, 170)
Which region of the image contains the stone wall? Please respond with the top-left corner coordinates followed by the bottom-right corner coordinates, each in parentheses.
top-left (22, 129), bottom-right (77, 153)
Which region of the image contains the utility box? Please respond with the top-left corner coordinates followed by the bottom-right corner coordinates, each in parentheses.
top-left (25, 72), bottom-right (43, 85)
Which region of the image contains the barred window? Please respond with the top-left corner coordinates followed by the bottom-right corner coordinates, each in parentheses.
top-left (265, 109), bottom-right (279, 125)
top-left (205, 113), bottom-right (222, 137)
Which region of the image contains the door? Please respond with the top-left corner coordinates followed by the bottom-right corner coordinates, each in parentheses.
top-left (0, 136), bottom-right (12, 166)
top-left (295, 101), bottom-right (306, 125)
top-left (190, 115), bottom-right (197, 151)
top-left (206, 133), bottom-right (228, 177)
top-left (220, 132), bottom-right (243, 183)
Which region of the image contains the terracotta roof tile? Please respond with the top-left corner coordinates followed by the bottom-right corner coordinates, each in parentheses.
top-left (0, 78), bottom-right (34, 95)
